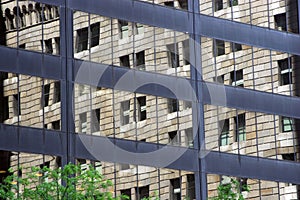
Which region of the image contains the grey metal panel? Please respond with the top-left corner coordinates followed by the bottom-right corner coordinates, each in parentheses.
top-left (74, 133), bottom-right (198, 171)
top-left (204, 151), bottom-right (300, 184)
top-left (43, 54), bottom-right (62, 80)
top-left (0, 46), bottom-right (17, 72)
top-left (69, 0), bottom-right (191, 34)
top-left (0, 124), bottom-right (63, 156)
top-left (0, 47), bottom-right (61, 79)
top-left (0, 124), bottom-right (19, 151)
top-left (197, 14), bottom-right (300, 55)
top-left (203, 82), bottom-right (300, 119)
top-left (32, 0), bottom-right (63, 7)
top-left (68, 0), bottom-right (300, 55)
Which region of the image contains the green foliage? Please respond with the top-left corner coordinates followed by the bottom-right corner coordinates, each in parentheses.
top-left (210, 178), bottom-right (250, 200)
top-left (0, 163), bottom-right (126, 200)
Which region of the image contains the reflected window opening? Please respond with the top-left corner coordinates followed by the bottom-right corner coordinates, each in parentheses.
top-left (170, 178), bottom-right (181, 200)
top-left (281, 116), bottom-right (293, 132)
top-left (120, 55), bottom-right (130, 68)
top-left (137, 96), bottom-right (146, 121)
top-left (219, 119), bottom-right (229, 146)
top-left (275, 13), bottom-right (287, 31)
top-left (234, 114), bottom-right (246, 142)
top-left (278, 57), bottom-right (292, 85)
top-left (213, 39), bottom-right (225, 56)
top-left (91, 108), bottom-right (100, 133)
top-left (214, 0), bottom-right (223, 11)
top-left (167, 43), bottom-right (180, 68)
top-left (119, 20), bottom-right (129, 39)
top-left (79, 113), bottom-right (87, 133)
top-left (231, 69), bottom-right (244, 87)
top-left (120, 100), bottom-right (130, 126)
top-left (228, 0), bottom-right (238, 7)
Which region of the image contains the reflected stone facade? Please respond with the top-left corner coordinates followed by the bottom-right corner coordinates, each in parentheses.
top-left (0, 0), bottom-right (299, 199)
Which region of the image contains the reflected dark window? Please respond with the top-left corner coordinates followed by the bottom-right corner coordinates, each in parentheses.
top-left (281, 116), bottom-right (293, 132)
top-left (213, 75), bottom-right (224, 84)
top-left (5, 8), bottom-right (14, 30)
top-left (13, 93), bottom-right (21, 116)
top-left (183, 101), bottom-right (192, 109)
top-left (219, 119), bottom-right (229, 146)
top-left (231, 42), bottom-right (242, 52)
top-left (214, 39), bottom-right (225, 56)
top-left (278, 57), bottom-right (292, 85)
top-left (136, 51), bottom-right (145, 70)
top-left (187, 174), bottom-right (195, 200)
top-left (121, 100), bottom-right (130, 125)
top-left (135, 23), bottom-right (144, 35)
top-left (137, 96), bottom-right (146, 121)
top-left (91, 108), bottom-right (100, 133)
top-left (55, 37), bottom-right (60, 55)
top-left (164, 1), bottom-right (174, 7)
top-left (53, 82), bottom-right (60, 103)
top-left (119, 20), bottom-right (128, 39)
top-left (1, 96), bottom-right (9, 122)
top-left (43, 84), bottom-right (50, 107)
top-left (275, 13), bottom-right (287, 31)
top-left (228, 0), bottom-right (238, 7)
top-left (52, 120), bottom-right (60, 130)
top-left (168, 98), bottom-right (178, 113)
top-left (169, 131), bottom-right (180, 146)
top-left (234, 114), bottom-right (246, 142)
top-left (120, 163), bottom-right (130, 170)
top-left (19, 44), bottom-right (26, 49)
top-left (214, 0), bottom-right (223, 11)
top-left (41, 39), bottom-right (53, 54)
top-left (120, 55), bottom-right (130, 68)
top-left (282, 153), bottom-right (295, 161)
top-left (182, 40), bottom-right (190, 65)
top-left (185, 128), bottom-right (193, 148)
top-left (238, 178), bottom-right (248, 192)
top-left (79, 113), bottom-right (87, 133)
top-left (76, 27), bottom-right (88, 52)
top-left (90, 22), bottom-right (100, 48)
top-left (178, 0), bottom-right (188, 10)
top-left (121, 189), bottom-right (131, 200)
top-left (136, 186), bottom-right (149, 200)
top-left (170, 178), bottom-right (181, 200)
top-left (231, 69), bottom-right (243, 87)
top-left (167, 43), bottom-right (179, 68)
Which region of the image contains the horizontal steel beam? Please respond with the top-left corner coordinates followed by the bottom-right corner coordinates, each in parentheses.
top-left (0, 124), bottom-right (65, 156)
top-left (204, 151), bottom-right (300, 185)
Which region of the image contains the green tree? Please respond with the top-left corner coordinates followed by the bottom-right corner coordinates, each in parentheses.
top-left (211, 178), bottom-right (250, 200)
top-left (0, 163), bottom-right (128, 200)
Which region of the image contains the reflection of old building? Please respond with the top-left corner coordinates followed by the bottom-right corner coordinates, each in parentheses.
top-left (0, 0), bottom-right (300, 199)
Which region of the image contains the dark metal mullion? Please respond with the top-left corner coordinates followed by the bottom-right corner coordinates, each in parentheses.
top-left (41, 4), bottom-right (47, 166)
top-left (65, 4), bottom-right (75, 165)
top-left (248, 0), bottom-right (252, 26)
top-left (212, 37), bottom-right (221, 153)
top-left (287, 54), bottom-right (297, 162)
top-left (232, 41), bottom-right (240, 155)
top-left (267, 0), bottom-right (270, 29)
top-left (250, 46), bottom-right (262, 200)
top-left (132, 19), bottom-right (139, 198)
top-left (269, 50), bottom-right (281, 198)
top-left (16, 2), bottom-right (21, 195)
top-left (191, 0), bottom-right (207, 198)
top-left (284, 0), bottom-right (288, 32)
top-left (109, 16), bottom-right (118, 199)
top-left (298, 0), bottom-right (300, 34)
top-left (153, 24), bottom-right (162, 199)
top-left (88, 13), bottom-right (93, 136)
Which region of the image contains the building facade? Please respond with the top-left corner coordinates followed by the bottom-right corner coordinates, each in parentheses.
top-left (0, 0), bottom-right (300, 199)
